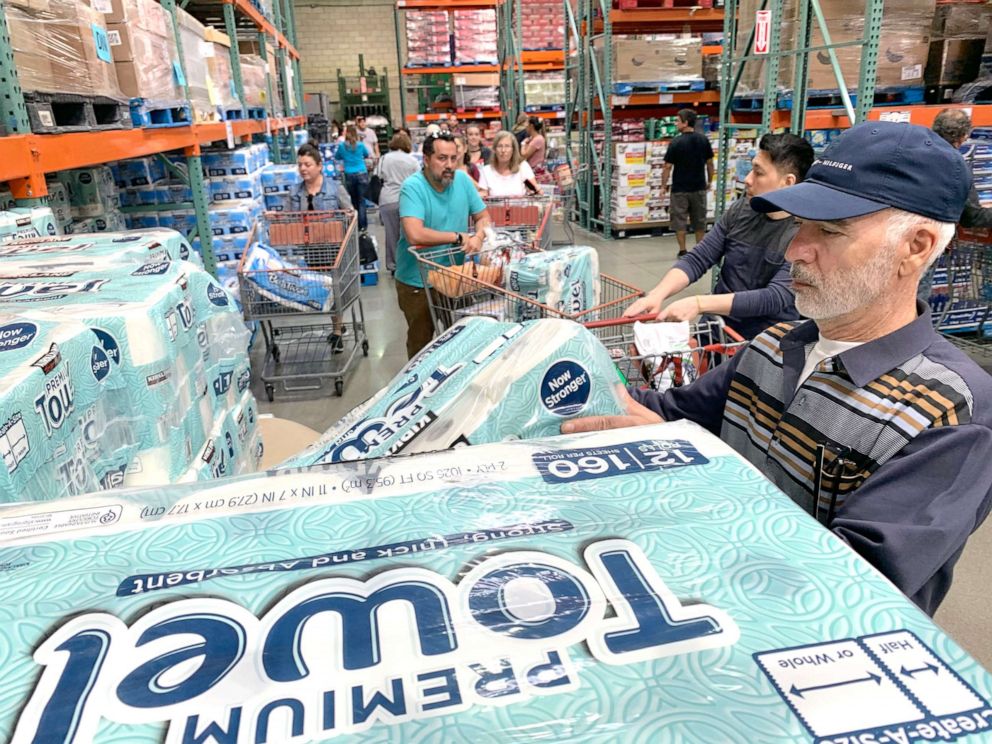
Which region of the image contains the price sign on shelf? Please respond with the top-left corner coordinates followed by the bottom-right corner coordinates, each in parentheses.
top-left (658, 94), bottom-right (673, 104)
top-left (225, 121), bottom-right (235, 149)
top-left (754, 10), bottom-right (771, 55)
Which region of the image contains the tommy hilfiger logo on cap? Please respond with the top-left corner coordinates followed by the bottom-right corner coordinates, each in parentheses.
top-left (814, 159), bottom-right (854, 172)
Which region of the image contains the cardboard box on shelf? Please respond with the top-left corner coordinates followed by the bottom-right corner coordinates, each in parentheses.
top-left (598, 36), bottom-right (703, 83)
top-left (5, 7), bottom-right (57, 93)
top-left (43, 1), bottom-right (121, 97)
top-left (102, 0), bottom-right (170, 37)
top-left (926, 38), bottom-right (985, 87)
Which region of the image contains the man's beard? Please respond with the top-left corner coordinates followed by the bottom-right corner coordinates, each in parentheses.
top-left (790, 239), bottom-right (897, 320)
top-left (439, 169), bottom-right (454, 185)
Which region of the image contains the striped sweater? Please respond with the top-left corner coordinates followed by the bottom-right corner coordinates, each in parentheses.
top-left (631, 306), bottom-right (992, 615)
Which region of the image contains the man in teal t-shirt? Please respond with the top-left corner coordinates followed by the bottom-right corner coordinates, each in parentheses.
top-left (397, 132), bottom-right (491, 358)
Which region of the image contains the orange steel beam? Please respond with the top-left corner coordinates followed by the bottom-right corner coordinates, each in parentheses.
top-left (223, 0), bottom-right (299, 59)
top-left (0, 117), bottom-right (306, 194)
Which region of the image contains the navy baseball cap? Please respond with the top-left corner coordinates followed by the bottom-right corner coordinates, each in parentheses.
top-left (750, 121), bottom-right (969, 223)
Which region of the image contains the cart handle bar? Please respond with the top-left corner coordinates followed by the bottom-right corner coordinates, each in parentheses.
top-left (583, 313), bottom-right (747, 344)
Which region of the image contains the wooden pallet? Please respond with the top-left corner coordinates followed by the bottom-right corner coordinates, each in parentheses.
top-left (24, 92), bottom-right (131, 134)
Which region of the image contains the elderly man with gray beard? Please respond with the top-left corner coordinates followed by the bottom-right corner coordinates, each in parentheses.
top-left (562, 121), bottom-right (992, 617)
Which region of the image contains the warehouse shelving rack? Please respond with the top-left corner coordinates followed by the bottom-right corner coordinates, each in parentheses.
top-left (565, 0), bottom-right (725, 238)
top-left (714, 0), bottom-right (885, 217)
top-left (0, 0), bottom-right (305, 277)
top-left (394, 0), bottom-right (508, 125)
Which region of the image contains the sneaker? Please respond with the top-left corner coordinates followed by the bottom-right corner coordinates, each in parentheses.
top-left (329, 334), bottom-right (345, 353)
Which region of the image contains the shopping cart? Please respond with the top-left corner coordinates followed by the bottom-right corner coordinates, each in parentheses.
top-left (483, 195), bottom-right (553, 248)
top-left (238, 210), bottom-right (369, 400)
top-left (584, 315), bottom-right (747, 390)
top-left (928, 227), bottom-right (992, 360)
top-left (411, 239), bottom-right (643, 334)
top-left (550, 162), bottom-right (585, 246)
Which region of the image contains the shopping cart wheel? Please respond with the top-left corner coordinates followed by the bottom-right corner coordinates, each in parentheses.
top-left (334, 379), bottom-right (344, 397)
top-left (265, 384), bottom-right (275, 403)
top-left (362, 340), bottom-right (369, 357)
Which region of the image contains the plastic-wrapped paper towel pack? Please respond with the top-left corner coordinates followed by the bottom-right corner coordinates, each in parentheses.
top-left (507, 245), bottom-right (600, 321)
top-left (283, 316), bottom-right (624, 466)
top-left (0, 421), bottom-right (990, 744)
top-left (0, 229), bottom-right (199, 267)
top-left (0, 229), bottom-right (260, 500)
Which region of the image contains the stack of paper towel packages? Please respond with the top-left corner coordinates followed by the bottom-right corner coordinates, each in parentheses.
top-left (0, 228), bottom-right (262, 504)
top-left (282, 315), bottom-right (625, 466)
top-left (506, 245), bottom-right (601, 322)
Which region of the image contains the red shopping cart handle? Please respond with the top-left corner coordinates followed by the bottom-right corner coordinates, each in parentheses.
top-left (583, 313), bottom-right (658, 329)
top-left (583, 314), bottom-right (748, 344)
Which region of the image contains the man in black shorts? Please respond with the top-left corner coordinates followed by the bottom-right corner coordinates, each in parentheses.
top-left (663, 109), bottom-right (714, 255)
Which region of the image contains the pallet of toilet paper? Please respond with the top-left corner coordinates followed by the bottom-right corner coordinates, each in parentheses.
top-left (0, 229), bottom-right (262, 503)
top-left (282, 316), bottom-right (625, 466)
top-left (2, 421), bottom-right (991, 744)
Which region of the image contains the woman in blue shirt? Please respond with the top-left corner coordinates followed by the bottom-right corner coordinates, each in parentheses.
top-left (334, 124), bottom-right (371, 232)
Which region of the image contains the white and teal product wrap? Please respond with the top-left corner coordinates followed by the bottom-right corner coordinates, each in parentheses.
top-left (506, 245), bottom-right (600, 321)
top-left (282, 316), bottom-right (626, 466)
top-left (0, 421), bottom-right (989, 743)
top-left (241, 242), bottom-right (335, 313)
top-left (0, 229), bottom-right (199, 266)
top-left (0, 315), bottom-right (136, 502)
top-left (0, 236), bottom-right (258, 499)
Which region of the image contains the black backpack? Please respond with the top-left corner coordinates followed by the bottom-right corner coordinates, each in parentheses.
top-left (359, 231), bottom-right (378, 265)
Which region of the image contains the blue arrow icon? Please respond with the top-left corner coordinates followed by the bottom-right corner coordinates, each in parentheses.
top-left (790, 672), bottom-right (882, 698)
top-left (901, 663), bottom-right (939, 679)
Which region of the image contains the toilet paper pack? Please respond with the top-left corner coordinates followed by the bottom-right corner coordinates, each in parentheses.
top-left (1, 422), bottom-right (990, 744)
top-left (507, 245), bottom-right (600, 322)
top-left (180, 390), bottom-right (262, 482)
top-left (261, 163), bottom-right (302, 194)
top-left (240, 242), bottom-right (335, 313)
top-left (0, 315), bottom-right (135, 503)
top-left (1, 264), bottom-right (209, 461)
top-left (283, 316), bottom-right (625, 466)
top-left (0, 208), bottom-right (59, 244)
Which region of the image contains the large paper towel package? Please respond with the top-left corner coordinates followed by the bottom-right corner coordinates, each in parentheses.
top-left (507, 245), bottom-right (601, 322)
top-left (0, 228), bottom-right (200, 267)
top-left (0, 232), bottom-right (260, 501)
top-left (0, 422), bottom-right (989, 743)
top-left (282, 316), bottom-right (625, 466)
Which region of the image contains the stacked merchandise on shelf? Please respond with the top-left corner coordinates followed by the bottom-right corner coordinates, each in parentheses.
top-left (240, 54), bottom-right (270, 112)
top-left (0, 180), bottom-right (59, 241)
top-left (405, 10), bottom-right (451, 67)
top-left (520, 0), bottom-right (564, 50)
top-left (452, 9), bottom-right (498, 65)
top-left (175, 8), bottom-right (215, 122)
top-left (594, 36), bottom-right (705, 94)
top-left (596, 117), bottom-right (730, 227)
top-left (52, 166), bottom-right (127, 234)
top-left (0, 228), bottom-right (261, 503)
top-left (701, 32), bottom-right (723, 90)
top-left (453, 72), bottom-right (500, 111)
top-left (524, 72), bottom-right (566, 110)
top-left (3, 0), bottom-right (123, 103)
top-left (103, 0), bottom-right (184, 107)
top-left (927, 3), bottom-right (992, 103)
top-left (260, 164), bottom-right (300, 214)
top-left (736, 0), bottom-right (935, 97)
top-left (203, 27), bottom-right (242, 116)
top-left (115, 156), bottom-right (196, 239)
top-left (201, 144), bottom-right (270, 280)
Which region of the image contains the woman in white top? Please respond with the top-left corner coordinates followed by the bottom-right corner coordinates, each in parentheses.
top-left (478, 130), bottom-right (542, 198)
